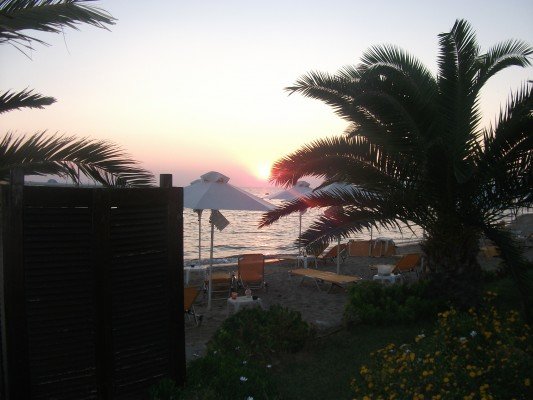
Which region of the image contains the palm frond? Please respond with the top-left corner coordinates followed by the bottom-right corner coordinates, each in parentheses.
top-left (0, 132), bottom-right (154, 186)
top-left (0, 88), bottom-right (55, 113)
top-left (0, 0), bottom-right (115, 53)
top-left (477, 39), bottom-right (533, 89)
top-left (268, 135), bottom-right (416, 191)
top-left (437, 20), bottom-right (482, 163)
top-left (473, 83), bottom-right (533, 213)
top-left (284, 71), bottom-right (361, 122)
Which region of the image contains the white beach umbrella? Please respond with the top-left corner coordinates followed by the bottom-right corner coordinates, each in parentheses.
top-left (316, 182), bottom-right (374, 271)
top-left (266, 180), bottom-right (312, 200)
top-left (183, 171), bottom-right (274, 308)
top-left (267, 181), bottom-right (313, 255)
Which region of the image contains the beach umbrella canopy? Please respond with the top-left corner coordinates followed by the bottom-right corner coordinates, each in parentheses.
top-left (183, 171), bottom-right (274, 308)
top-left (267, 181), bottom-right (314, 255)
top-left (185, 171), bottom-right (274, 211)
top-left (266, 180), bottom-right (312, 200)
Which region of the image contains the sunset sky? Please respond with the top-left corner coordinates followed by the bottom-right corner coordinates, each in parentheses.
top-left (1, 0), bottom-right (532, 187)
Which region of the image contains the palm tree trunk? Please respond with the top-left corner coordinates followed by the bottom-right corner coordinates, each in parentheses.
top-left (422, 222), bottom-right (483, 308)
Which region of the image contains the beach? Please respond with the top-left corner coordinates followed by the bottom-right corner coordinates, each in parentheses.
top-left (184, 213), bottom-right (533, 361)
top-left (184, 243), bottom-right (422, 360)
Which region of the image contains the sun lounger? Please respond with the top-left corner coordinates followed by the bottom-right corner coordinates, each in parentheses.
top-left (370, 238), bottom-right (396, 257)
top-left (289, 268), bottom-right (362, 292)
top-left (184, 286), bottom-right (202, 326)
top-left (348, 240), bottom-right (372, 257)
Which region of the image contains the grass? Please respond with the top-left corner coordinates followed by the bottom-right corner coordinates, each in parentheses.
top-left (175, 270), bottom-right (532, 400)
top-left (271, 321), bottom-right (434, 400)
top-left (269, 272), bottom-right (532, 400)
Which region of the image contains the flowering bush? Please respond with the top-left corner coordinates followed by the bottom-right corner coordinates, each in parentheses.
top-left (351, 293), bottom-right (532, 399)
top-left (344, 280), bottom-right (444, 327)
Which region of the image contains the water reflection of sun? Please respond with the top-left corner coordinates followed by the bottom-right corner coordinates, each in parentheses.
top-left (255, 162), bottom-right (271, 181)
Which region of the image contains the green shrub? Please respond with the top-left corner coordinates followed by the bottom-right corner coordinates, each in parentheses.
top-left (178, 305), bottom-right (314, 399)
top-left (344, 280), bottom-right (444, 326)
top-left (148, 378), bottom-right (181, 400)
top-left (208, 304), bottom-right (314, 362)
top-left (185, 352), bottom-right (276, 400)
top-left (351, 292), bottom-right (533, 399)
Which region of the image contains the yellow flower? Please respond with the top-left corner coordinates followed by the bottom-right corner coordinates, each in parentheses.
top-left (363, 396), bottom-right (371, 400)
top-left (525, 378), bottom-right (531, 387)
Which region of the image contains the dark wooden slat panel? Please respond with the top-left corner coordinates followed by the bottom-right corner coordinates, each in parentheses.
top-left (110, 205), bottom-right (174, 399)
top-left (3, 185), bottom-right (184, 399)
top-left (23, 206), bottom-right (98, 400)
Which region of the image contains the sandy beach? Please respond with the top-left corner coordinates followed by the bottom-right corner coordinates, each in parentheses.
top-left (184, 213), bottom-right (533, 361)
top-left (184, 243), bottom-right (423, 360)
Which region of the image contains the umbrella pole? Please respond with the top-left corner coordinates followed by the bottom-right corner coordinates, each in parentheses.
top-left (369, 226), bottom-right (373, 256)
top-left (336, 235), bottom-right (341, 274)
top-left (198, 211), bottom-right (202, 263)
top-left (298, 212), bottom-right (302, 255)
top-left (208, 221), bottom-right (215, 310)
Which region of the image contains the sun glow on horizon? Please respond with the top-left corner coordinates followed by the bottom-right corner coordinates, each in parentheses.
top-left (255, 162), bottom-right (272, 181)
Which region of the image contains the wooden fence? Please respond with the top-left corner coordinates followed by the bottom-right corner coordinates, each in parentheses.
top-left (0, 181), bottom-right (185, 399)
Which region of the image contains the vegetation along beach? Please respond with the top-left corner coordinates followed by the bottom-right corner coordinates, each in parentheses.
top-left (1, 1), bottom-right (531, 399)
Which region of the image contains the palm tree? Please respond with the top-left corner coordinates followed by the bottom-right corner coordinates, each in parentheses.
top-left (261, 20), bottom-right (532, 311)
top-left (1, 0), bottom-right (154, 186)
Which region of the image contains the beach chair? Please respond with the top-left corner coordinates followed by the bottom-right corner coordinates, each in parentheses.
top-left (348, 240), bottom-right (373, 257)
top-left (184, 286), bottom-right (202, 326)
top-left (319, 243), bottom-right (348, 265)
top-left (237, 254), bottom-right (267, 292)
top-left (480, 245), bottom-right (500, 259)
top-left (370, 238), bottom-right (397, 257)
top-left (392, 253), bottom-right (423, 279)
top-left (289, 268), bottom-right (362, 292)
top-left (205, 270), bottom-right (233, 301)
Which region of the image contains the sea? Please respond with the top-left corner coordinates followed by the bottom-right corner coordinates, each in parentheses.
top-left (183, 187), bottom-right (424, 264)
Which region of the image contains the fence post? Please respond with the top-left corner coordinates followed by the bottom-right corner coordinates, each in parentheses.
top-left (1, 169), bottom-right (30, 399)
top-left (160, 174), bottom-right (173, 188)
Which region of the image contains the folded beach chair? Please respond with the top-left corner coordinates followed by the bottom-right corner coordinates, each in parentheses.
top-left (184, 286), bottom-right (202, 326)
top-left (319, 243), bottom-right (348, 265)
top-left (289, 268), bottom-right (362, 292)
top-left (306, 241), bottom-right (329, 259)
top-left (238, 253), bottom-right (267, 292)
top-left (348, 240), bottom-right (373, 257)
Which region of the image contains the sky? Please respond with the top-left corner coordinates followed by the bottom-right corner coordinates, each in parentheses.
top-left (1, 0), bottom-right (532, 187)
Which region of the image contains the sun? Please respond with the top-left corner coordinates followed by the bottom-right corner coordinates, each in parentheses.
top-left (255, 162), bottom-right (271, 181)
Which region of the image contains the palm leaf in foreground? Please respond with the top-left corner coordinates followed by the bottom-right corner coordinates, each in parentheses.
top-left (0, 88), bottom-right (55, 114)
top-left (0, 132), bottom-right (154, 186)
top-left (0, 0), bottom-right (115, 52)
